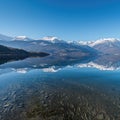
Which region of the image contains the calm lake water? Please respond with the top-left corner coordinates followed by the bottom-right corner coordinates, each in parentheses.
top-left (0, 57), bottom-right (120, 120)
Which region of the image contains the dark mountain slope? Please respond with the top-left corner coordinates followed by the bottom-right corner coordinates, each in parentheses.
top-left (0, 44), bottom-right (49, 64)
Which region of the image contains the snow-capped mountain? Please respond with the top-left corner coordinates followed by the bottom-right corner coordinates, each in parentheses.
top-left (42, 36), bottom-right (59, 41)
top-left (89, 38), bottom-right (120, 47)
top-left (88, 38), bottom-right (120, 55)
top-left (41, 36), bottom-right (66, 43)
top-left (0, 33), bottom-right (13, 41)
top-left (69, 38), bottom-right (120, 47)
top-left (13, 36), bottom-right (34, 41)
top-left (0, 34), bottom-right (33, 41)
top-left (14, 36), bottom-right (28, 40)
top-left (69, 38), bottom-right (120, 55)
top-left (67, 40), bottom-right (92, 46)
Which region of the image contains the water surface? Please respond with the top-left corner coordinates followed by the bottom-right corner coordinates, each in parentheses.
top-left (0, 58), bottom-right (120, 120)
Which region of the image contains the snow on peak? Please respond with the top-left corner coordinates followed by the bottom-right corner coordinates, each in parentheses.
top-left (42, 36), bottom-right (59, 41)
top-left (89, 38), bottom-right (120, 47)
top-left (70, 41), bottom-right (93, 45)
top-left (14, 36), bottom-right (28, 40)
top-left (67, 38), bottom-right (120, 47)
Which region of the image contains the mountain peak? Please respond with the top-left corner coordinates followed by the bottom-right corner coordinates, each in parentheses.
top-left (14, 36), bottom-right (28, 40)
top-left (97, 38), bottom-right (119, 42)
top-left (42, 36), bottom-right (59, 41)
top-left (89, 38), bottom-right (120, 47)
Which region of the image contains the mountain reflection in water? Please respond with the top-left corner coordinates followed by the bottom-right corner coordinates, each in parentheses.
top-left (0, 55), bottom-right (120, 120)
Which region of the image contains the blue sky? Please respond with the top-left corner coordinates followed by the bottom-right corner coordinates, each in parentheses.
top-left (0, 0), bottom-right (120, 41)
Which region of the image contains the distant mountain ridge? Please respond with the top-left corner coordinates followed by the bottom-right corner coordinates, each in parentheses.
top-left (0, 33), bottom-right (120, 58)
top-left (67, 38), bottom-right (120, 55)
top-left (88, 38), bottom-right (120, 55)
top-left (0, 34), bottom-right (97, 60)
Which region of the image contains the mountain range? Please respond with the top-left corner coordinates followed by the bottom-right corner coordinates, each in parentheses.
top-left (0, 33), bottom-right (120, 63)
top-left (0, 34), bottom-right (97, 60)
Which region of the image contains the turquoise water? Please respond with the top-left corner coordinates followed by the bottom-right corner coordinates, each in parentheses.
top-left (0, 60), bottom-right (120, 120)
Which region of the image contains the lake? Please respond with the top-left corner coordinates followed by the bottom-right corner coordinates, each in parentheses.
top-left (0, 57), bottom-right (120, 120)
